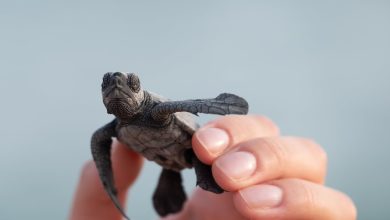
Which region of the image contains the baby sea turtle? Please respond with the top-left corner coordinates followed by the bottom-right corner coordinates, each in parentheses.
top-left (91, 72), bottom-right (249, 219)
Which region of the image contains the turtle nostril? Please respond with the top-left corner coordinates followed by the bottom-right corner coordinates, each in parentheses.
top-left (113, 77), bottom-right (121, 86)
top-left (111, 72), bottom-right (124, 87)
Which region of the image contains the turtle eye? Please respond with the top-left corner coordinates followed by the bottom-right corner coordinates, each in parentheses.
top-left (102, 73), bottom-right (111, 89)
top-left (101, 72), bottom-right (111, 89)
top-left (127, 73), bottom-right (140, 93)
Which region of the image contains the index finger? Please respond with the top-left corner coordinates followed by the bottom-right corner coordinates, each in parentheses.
top-left (192, 115), bottom-right (279, 164)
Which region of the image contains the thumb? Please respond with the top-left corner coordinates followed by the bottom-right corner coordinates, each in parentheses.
top-left (69, 139), bottom-right (143, 220)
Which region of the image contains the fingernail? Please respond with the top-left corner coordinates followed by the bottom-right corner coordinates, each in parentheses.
top-left (215, 151), bottom-right (256, 180)
top-left (239, 185), bottom-right (283, 209)
top-left (196, 127), bottom-right (229, 155)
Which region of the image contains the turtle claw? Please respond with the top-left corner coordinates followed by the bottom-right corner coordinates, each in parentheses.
top-left (197, 176), bottom-right (224, 194)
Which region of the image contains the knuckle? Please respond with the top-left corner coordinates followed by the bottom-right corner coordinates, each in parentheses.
top-left (298, 180), bottom-right (319, 209)
top-left (251, 115), bottom-right (280, 135)
top-left (208, 114), bottom-right (241, 125)
top-left (286, 179), bottom-right (321, 213)
top-left (256, 138), bottom-right (288, 173)
top-left (349, 204), bottom-right (358, 220)
top-left (292, 179), bottom-right (357, 220)
top-left (210, 115), bottom-right (279, 132)
top-left (350, 204), bottom-right (358, 220)
top-left (306, 138), bottom-right (328, 167)
top-left (343, 194), bottom-right (358, 220)
top-left (317, 146), bottom-right (328, 168)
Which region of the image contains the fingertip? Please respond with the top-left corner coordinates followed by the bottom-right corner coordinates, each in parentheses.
top-left (192, 115), bottom-right (279, 164)
top-left (212, 151), bottom-right (258, 191)
top-left (346, 195), bottom-right (358, 220)
top-left (232, 184), bottom-right (283, 219)
top-left (79, 160), bottom-right (102, 192)
top-left (192, 127), bottom-right (230, 164)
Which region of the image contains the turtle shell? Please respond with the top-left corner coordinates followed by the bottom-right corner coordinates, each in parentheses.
top-left (116, 91), bottom-right (200, 171)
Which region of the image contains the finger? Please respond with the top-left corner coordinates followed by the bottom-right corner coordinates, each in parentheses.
top-left (193, 115), bottom-right (279, 164)
top-left (212, 137), bottom-right (327, 191)
top-left (233, 179), bottom-right (357, 220)
top-left (162, 188), bottom-right (247, 220)
top-left (69, 139), bottom-right (143, 220)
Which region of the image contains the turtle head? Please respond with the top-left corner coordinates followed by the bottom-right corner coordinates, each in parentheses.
top-left (101, 72), bottom-right (145, 119)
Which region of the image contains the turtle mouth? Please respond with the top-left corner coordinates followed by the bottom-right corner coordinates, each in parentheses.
top-left (106, 98), bottom-right (139, 118)
top-left (102, 86), bottom-right (144, 119)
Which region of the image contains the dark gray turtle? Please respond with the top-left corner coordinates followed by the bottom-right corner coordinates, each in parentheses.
top-left (91, 72), bottom-right (249, 219)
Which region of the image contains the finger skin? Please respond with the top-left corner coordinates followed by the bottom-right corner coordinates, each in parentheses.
top-left (233, 179), bottom-right (357, 220)
top-left (162, 188), bottom-right (247, 220)
top-left (212, 137), bottom-right (327, 191)
top-left (69, 139), bottom-right (143, 220)
top-left (193, 115), bottom-right (280, 164)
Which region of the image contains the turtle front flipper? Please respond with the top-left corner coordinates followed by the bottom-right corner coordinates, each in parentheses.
top-left (153, 169), bottom-right (187, 217)
top-left (91, 119), bottom-right (130, 220)
top-left (188, 149), bottom-right (224, 194)
top-left (151, 93), bottom-right (249, 121)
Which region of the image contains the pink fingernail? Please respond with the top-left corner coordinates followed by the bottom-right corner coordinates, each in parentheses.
top-left (196, 127), bottom-right (229, 155)
top-left (215, 151), bottom-right (256, 180)
top-left (239, 185), bottom-right (283, 209)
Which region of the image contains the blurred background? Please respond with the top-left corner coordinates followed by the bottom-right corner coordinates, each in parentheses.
top-left (0, 1), bottom-right (389, 219)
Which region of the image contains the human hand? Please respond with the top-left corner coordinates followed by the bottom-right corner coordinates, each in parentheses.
top-left (69, 115), bottom-right (356, 220)
top-left (163, 115), bottom-right (357, 220)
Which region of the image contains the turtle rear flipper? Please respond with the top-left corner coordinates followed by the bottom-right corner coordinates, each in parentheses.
top-left (153, 169), bottom-right (187, 216)
top-left (91, 120), bottom-right (130, 220)
top-left (151, 93), bottom-right (249, 121)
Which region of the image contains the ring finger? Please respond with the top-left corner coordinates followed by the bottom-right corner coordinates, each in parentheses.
top-left (233, 178), bottom-right (356, 220)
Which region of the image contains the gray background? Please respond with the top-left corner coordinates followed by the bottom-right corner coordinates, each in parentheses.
top-left (0, 1), bottom-right (389, 219)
